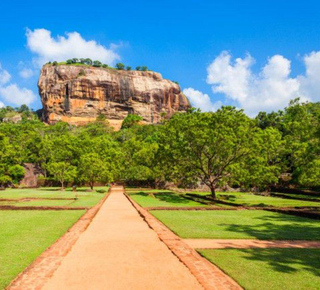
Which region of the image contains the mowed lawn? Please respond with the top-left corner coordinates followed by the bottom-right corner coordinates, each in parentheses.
top-left (151, 210), bottom-right (320, 240)
top-left (200, 248), bottom-right (320, 290)
top-left (0, 210), bottom-right (85, 289)
top-left (188, 191), bottom-right (320, 207)
top-left (129, 191), bottom-right (212, 208)
top-left (0, 187), bottom-right (107, 208)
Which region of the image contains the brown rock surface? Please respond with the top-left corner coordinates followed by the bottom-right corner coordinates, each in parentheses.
top-left (38, 64), bottom-right (190, 127)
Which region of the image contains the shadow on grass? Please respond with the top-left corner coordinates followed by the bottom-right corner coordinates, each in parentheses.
top-left (134, 192), bottom-right (193, 204)
top-left (220, 213), bottom-right (320, 240)
top-left (237, 248), bottom-right (320, 275)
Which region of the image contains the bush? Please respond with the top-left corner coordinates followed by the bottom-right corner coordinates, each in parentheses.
top-left (96, 114), bottom-right (106, 121)
top-left (136, 66), bottom-right (141, 71)
top-left (96, 189), bottom-right (107, 193)
top-left (121, 114), bottom-right (143, 129)
top-left (52, 61), bottom-right (58, 66)
top-left (78, 69), bottom-right (86, 77)
top-left (93, 60), bottom-right (102, 67)
top-left (141, 66), bottom-right (148, 71)
top-left (66, 59), bottom-right (73, 64)
top-left (102, 64), bottom-right (109, 68)
top-left (126, 66), bottom-right (132, 71)
top-left (116, 63), bottom-right (125, 70)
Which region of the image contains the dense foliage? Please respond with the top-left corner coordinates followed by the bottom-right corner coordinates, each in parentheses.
top-left (1, 99), bottom-right (319, 194)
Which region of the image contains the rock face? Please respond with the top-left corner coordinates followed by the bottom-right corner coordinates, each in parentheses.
top-left (38, 64), bottom-right (190, 128)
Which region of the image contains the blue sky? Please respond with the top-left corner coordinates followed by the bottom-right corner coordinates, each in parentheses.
top-left (0, 0), bottom-right (320, 115)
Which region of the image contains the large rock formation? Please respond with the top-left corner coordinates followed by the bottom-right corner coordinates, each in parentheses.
top-left (38, 64), bottom-right (190, 129)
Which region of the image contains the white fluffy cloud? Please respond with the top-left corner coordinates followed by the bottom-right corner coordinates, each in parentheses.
top-left (298, 51), bottom-right (320, 100)
top-left (0, 101), bottom-right (4, 108)
top-left (0, 64), bottom-right (11, 85)
top-left (19, 68), bottom-right (34, 79)
top-left (206, 51), bottom-right (308, 115)
top-left (0, 84), bottom-right (36, 106)
top-left (183, 88), bottom-right (222, 112)
top-left (26, 28), bottom-right (120, 66)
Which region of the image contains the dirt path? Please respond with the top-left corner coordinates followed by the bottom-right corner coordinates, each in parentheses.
top-left (184, 239), bottom-right (320, 249)
top-left (42, 186), bottom-right (202, 290)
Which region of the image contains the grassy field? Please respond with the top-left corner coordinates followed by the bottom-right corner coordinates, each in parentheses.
top-left (200, 248), bottom-right (320, 290)
top-left (0, 187), bottom-right (107, 207)
top-left (129, 191), bottom-right (214, 208)
top-left (187, 191), bottom-right (320, 207)
top-left (151, 210), bottom-right (320, 239)
top-left (0, 210), bottom-right (85, 289)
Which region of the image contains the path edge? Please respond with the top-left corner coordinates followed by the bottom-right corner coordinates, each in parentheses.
top-left (7, 187), bottom-right (112, 290)
top-left (124, 191), bottom-right (243, 290)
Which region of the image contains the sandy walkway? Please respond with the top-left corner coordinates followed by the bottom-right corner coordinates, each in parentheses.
top-left (184, 239), bottom-right (320, 249)
top-left (42, 186), bottom-right (202, 290)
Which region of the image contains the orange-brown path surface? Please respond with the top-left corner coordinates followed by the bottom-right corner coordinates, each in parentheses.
top-left (184, 239), bottom-right (320, 249)
top-left (42, 186), bottom-right (202, 290)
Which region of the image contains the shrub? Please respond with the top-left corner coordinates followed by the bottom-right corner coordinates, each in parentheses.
top-left (66, 59), bottom-right (73, 64)
top-left (78, 69), bottom-right (86, 77)
top-left (52, 61), bottom-right (58, 66)
top-left (116, 63), bottom-right (125, 70)
top-left (136, 66), bottom-right (141, 71)
top-left (96, 189), bottom-right (107, 193)
top-left (85, 58), bottom-right (93, 65)
top-left (96, 114), bottom-right (106, 121)
top-left (141, 66), bottom-right (148, 71)
top-left (126, 66), bottom-right (132, 71)
top-left (121, 114), bottom-right (143, 129)
top-left (102, 64), bottom-right (109, 68)
top-left (93, 60), bottom-right (102, 67)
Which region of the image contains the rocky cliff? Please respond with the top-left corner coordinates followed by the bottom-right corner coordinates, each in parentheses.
top-left (38, 64), bottom-right (190, 129)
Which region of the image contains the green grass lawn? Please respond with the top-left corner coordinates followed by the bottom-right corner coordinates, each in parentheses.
top-left (0, 210), bottom-right (85, 289)
top-left (188, 191), bottom-right (320, 207)
top-left (151, 210), bottom-right (320, 240)
top-left (200, 248), bottom-right (320, 290)
top-left (270, 192), bottom-right (320, 201)
top-left (0, 187), bottom-right (107, 207)
top-left (129, 191), bottom-right (215, 208)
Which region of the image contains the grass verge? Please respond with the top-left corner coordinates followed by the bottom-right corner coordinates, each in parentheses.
top-left (199, 248), bottom-right (320, 290)
top-left (150, 210), bottom-right (320, 239)
top-left (0, 210), bottom-right (85, 289)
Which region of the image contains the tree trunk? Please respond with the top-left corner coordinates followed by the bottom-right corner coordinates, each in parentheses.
top-left (61, 181), bottom-right (65, 191)
top-left (210, 186), bottom-right (216, 199)
top-left (90, 182), bottom-right (94, 190)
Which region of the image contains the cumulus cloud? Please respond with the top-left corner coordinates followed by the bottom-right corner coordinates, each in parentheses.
top-left (26, 28), bottom-right (120, 66)
top-left (183, 88), bottom-right (222, 112)
top-left (0, 84), bottom-right (36, 106)
top-left (0, 101), bottom-right (4, 108)
top-left (0, 64), bottom-right (11, 85)
top-left (298, 51), bottom-right (320, 100)
top-left (206, 51), bottom-right (307, 115)
top-left (19, 68), bottom-right (34, 79)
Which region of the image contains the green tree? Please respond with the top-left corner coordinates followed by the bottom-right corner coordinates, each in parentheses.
top-left (85, 58), bottom-right (92, 65)
top-left (126, 66), bottom-right (132, 71)
top-left (116, 63), bottom-right (125, 70)
top-left (79, 153), bottom-right (111, 190)
top-left (8, 165), bottom-right (25, 184)
top-left (159, 107), bottom-right (260, 198)
top-left (136, 66), bottom-right (141, 71)
top-left (141, 66), bottom-right (148, 71)
top-left (47, 161), bottom-right (77, 189)
top-left (121, 114), bottom-right (143, 129)
top-left (93, 60), bottom-right (102, 67)
top-left (66, 59), bottom-right (73, 64)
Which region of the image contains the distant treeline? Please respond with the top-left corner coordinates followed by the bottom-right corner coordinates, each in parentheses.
top-left (48, 58), bottom-right (148, 72)
top-left (1, 99), bottom-right (319, 197)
